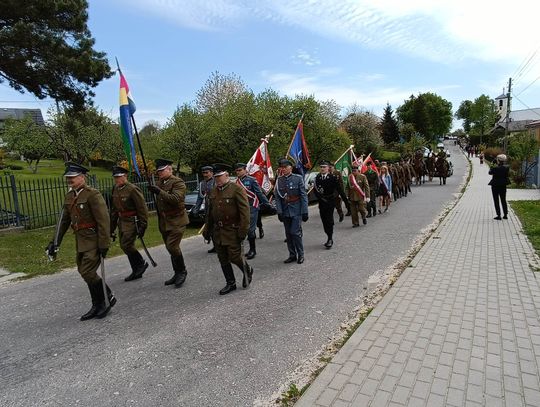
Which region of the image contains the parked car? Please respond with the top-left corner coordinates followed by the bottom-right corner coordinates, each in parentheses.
top-left (184, 191), bottom-right (205, 225)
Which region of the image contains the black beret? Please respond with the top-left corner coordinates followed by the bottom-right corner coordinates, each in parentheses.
top-left (234, 163), bottom-right (247, 170)
top-left (319, 160), bottom-right (331, 166)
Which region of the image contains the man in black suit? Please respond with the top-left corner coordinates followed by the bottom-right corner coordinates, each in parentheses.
top-left (314, 160), bottom-right (341, 249)
top-left (488, 154), bottom-right (510, 220)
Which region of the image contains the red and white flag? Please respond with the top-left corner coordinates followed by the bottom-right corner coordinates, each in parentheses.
top-left (246, 136), bottom-right (274, 194)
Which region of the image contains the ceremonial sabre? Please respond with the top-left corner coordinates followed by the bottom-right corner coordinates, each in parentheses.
top-left (134, 216), bottom-right (157, 267)
top-left (100, 257), bottom-right (110, 308)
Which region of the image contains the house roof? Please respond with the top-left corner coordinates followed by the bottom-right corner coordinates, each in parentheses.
top-left (0, 108), bottom-right (45, 125)
top-left (526, 120), bottom-right (540, 128)
top-left (508, 108), bottom-right (540, 122)
top-left (495, 93), bottom-right (507, 100)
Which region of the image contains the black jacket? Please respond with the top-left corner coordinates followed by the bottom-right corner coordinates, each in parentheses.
top-left (488, 165), bottom-right (510, 187)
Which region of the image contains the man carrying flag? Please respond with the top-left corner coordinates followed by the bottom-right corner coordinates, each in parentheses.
top-left (234, 163), bottom-right (269, 259)
top-left (247, 134), bottom-right (275, 239)
top-left (347, 166), bottom-right (370, 227)
top-left (286, 117), bottom-right (312, 176)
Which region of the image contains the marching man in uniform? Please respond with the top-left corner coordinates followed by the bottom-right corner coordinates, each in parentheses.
top-left (313, 160), bottom-right (340, 249)
top-left (347, 165), bottom-right (370, 227)
top-left (148, 159), bottom-right (190, 288)
top-left (275, 158), bottom-right (309, 264)
top-left (193, 165), bottom-right (216, 253)
top-left (234, 162), bottom-right (270, 259)
top-left (46, 163), bottom-right (115, 321)
top-left (110, 166), bottom-right (149, 282)
top-left (204, 164), bottom-right (253, 295)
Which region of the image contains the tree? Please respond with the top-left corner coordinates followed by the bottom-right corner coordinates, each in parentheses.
top-left (469, 95), bottom-right (498, 144)
top-left (1, 116), bottom-right (52, 173)
top-left (340, 106), bottom-right (383, 156)
top-left (159, 104), bottom-right (203, 172)
top-left (507, 131), bottom-right (539, 186)
top-left (380, 103), bottom-right (400, 145)
top-left (396, 92), bottom-right (453, 141)
top-left (0, 0), bottom-right (112, 108)
top-left (48, 106), bottom-right (119, 164)
top-left (455, 100), bottom-right (473, 133)
top-left (195, 71), bottom-right (248, 115)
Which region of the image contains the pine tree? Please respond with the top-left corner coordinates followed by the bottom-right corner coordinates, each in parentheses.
top-left (380, 103), bottom-right (400, 145)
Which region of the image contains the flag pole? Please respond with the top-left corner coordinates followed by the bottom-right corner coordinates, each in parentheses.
top-left (334, 145), bottom-right (354, 164)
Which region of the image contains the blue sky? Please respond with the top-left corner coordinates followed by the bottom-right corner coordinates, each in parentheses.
top-left (2, 0), bottom-right (540, 130)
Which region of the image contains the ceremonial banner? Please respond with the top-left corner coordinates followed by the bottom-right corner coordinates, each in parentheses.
top-left (119, 70), bottom-right (140, 176)
top-left (286, 117), bottom-right (312, 176)
top-left (246, 135), bottom-right (274, 194)
top-left (361, 153), bottom-right (379, 175)
top-left (334, 145), bottom-right (355, 187)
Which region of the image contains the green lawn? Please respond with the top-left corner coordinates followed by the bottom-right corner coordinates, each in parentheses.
top-left (511, 200), bottom-right (540, 257)
top-left (0, 214), bottom-right (200, 277)
top-left (2, 158), bottom-right (112, 180)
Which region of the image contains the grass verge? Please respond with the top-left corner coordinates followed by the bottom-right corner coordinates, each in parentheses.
top-left (511, 200), bottom-right (540, 258)
top-left (0, 214), bottom-right (200, 277)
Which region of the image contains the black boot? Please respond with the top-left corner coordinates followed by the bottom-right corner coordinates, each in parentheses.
top-left (242, 262), bottom-right (253, 288)
top-left (207, 246), bottom-right (216, 253)
top-left (324, 237), bottom-right (333, 249)
top-left (246, 237), bottom-right (256, 259)
top-left (124, 253), bottom-right (138, 282)
top-left (164, 256), bottom-right (178, 286)
top-left (173, 255), bottom-right (187, 288)
top-left (94, 281), bottom-right (112, 319)
top-left (219, 264), bottom-right (236, 295)
top-left (125, 252), bottom-right (148, 281)
top-left (258, 227), bottom-right (264, 239)
top-left (80, 283), bottom-right (99, 321)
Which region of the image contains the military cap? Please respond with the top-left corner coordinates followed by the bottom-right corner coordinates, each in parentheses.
top-left (234, 163), bottom-right (247, 170)
top-left (64, 162), bottom-right (89, 177)
top-left (155, 158), bottom-right (173, 171)
top-left (319, 160), bottom-right (331, 166)
top-left (278, 158), bottom-right (293, 167)
top-left (201, 165), bottom-right (214, 172)
top-left (213, 163), bottom-right (232, 176)
top-left (112, 166), bottom-right (129, 177)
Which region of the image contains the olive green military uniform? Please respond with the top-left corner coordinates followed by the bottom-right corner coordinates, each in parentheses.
top-left (155, 175), bottom-right (189, 256)
top-left (206, 180), bottom-right (252, 290)
top-left (365, 169), bottom-right (379, 217)
top-left (57, 185), bottom-right (111, 284)
top-left (153, 174), bottom-right (190, 286)
top-left (110, 182), bottom-right (149, 280)
top-left (347, 173), bottom-right (370, 226)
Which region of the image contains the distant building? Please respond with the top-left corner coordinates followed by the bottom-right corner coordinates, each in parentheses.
top-left (0, 108), bottom-right (45, 128)
top-left (492, 94), bottom-right (540, 134)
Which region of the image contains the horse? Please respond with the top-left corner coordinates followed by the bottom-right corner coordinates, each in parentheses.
top-left (412, 153), bottom-right (426, 186)
top-left (435, 157), bottom-right (449, 185)
top-left (425, 155), bottom-right (436, 182)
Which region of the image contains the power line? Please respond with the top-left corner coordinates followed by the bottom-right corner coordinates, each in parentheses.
top-left (515, 74), bottom-right (540, 97)
top-left (513, 47), bottom-right (539, 83)
top-left (511, 93), bottom-right (540, 119)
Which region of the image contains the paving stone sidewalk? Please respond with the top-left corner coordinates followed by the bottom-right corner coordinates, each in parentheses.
top-left (296, 158), bottom-right (540, 407)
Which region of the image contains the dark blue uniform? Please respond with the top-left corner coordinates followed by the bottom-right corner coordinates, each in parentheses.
top-left (275, 173), bottom-right (309, 263)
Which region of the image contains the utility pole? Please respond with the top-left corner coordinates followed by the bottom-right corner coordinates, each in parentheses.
top-left (504, 77), bottom-right (512, 152)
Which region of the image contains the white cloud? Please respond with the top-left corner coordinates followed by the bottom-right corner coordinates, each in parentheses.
top-left (126, 0), bottom-right (540, 63)
top-left (293, 49), bottom-right (321, 66)
top-left (260, 69), bottom-right (456, 113)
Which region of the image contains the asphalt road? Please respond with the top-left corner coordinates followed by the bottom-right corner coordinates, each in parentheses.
top-left (0, 142), bottom-right (467, 407)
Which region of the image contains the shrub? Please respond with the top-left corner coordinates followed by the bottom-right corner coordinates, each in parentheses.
top-left (8, 164), bottom-right (23, 170)
top-left (483, 147), bottom-right (504, 163)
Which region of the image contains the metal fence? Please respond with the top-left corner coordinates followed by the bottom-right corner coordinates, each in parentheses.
top-left (0, 173), bottom-right (199, 230)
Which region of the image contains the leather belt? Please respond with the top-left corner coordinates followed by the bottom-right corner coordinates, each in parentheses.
top-left (163, 209), bottom-right (183, 216)
top-left (119, 210), bottom-right (137, 218)
top-left (217, 220), bottom-right (238, 228)
top-left (71, 222), bottom-right (96, 231)
top-left (285, 196), bottom-right (300, 203)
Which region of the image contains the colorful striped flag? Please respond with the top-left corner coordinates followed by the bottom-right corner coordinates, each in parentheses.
top-left (119, 70), bottom-right (140, 176)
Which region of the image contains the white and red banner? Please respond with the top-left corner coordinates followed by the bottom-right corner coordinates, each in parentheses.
top-left (246, 136), bottom-right (274, 194)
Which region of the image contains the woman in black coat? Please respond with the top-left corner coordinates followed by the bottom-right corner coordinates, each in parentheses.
top-left (488, 154), bottom-right (510, 220)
